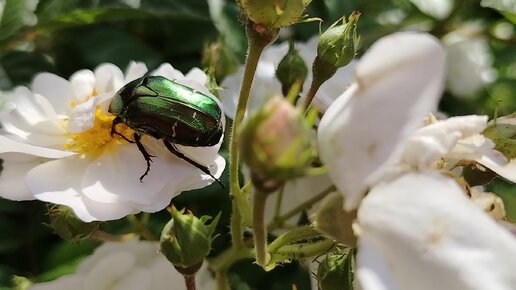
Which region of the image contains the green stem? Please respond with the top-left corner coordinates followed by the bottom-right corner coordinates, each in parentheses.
top-left (228, 20), bottom-right (278, 249)
top-left (253, 190), bottom-right (269, 267)
top-left (302, 79), bottom-right (323, 110)
top-left (268, 185), bottom-right (336, 232)
top-left (268, 226), bottom-right (321, 254)
top-left (273, 184), bottom-right (285, 219)
top-left (209, 247), bottom-right (255, 271)
top-left (215, 270), bottom-right (230, 290)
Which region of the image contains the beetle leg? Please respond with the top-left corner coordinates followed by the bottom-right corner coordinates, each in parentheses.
top-left (163, 140), bottom-right (225, 189)
top-left (133, 132), bottom-right (154, 182)
top-left (111, 117), bottom-right (135, 143)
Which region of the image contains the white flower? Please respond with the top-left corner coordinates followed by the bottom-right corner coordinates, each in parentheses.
top-left (409, 0), bottom-right (453, 19)
top-left (29, 239), bottom-right (204, 290)
top-left (443, 23), bottom-right (496, 97)
top-left (315, 31), bottom-right (516, 290)
top-left (0, 62), bottom-right (225, 222)
top-left (220, 37), bottom-right (356, 119)
top-left (356, 172), bottom-right (516, 290)
top-left (402, 114), bottom-right (516, 182)
top-left (317, 32), bottom-right (446, 210)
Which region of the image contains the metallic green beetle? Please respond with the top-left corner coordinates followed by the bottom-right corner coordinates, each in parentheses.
top-left (109, 76), bottom-right (224, 187)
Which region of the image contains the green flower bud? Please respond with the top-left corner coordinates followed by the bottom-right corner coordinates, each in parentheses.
top-left (312, 11), bottom-right (360, 86)
top-left (160, 207), bottom-right (220, 274)
top-left (239, 0), bottom-right (310, 28)
top-left (317, 248), bottom-right (356, 290)
top-left (276, 41), bottom-right (308, 96)
top-left (241, 97), bottom-right (314, 191)
top-left (202, 38), bottom-right (240, 82)
top-left (48, 205), bottom-right (100, 243)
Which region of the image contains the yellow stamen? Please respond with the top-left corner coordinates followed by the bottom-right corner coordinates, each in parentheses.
top-left (63, 106), bottom-right (134, 156)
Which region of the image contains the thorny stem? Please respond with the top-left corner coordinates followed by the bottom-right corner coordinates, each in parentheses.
top-left (228, 20), bottom-right (277, 249)
top-left (268, 185), bottom-right (336, 232)
top-left (215, 270), bottom-right (230, 290)
top-left (184, 274), bottom-right (196, 290)
top-left (253, 190), bottom-right (270, 267)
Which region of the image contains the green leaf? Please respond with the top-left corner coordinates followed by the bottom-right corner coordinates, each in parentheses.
top-left (0, 51), bottom-right (55, 86)
top-left (51, 25), bottom-right (162, 76)
top-left (207, 0), bottom-right (247, 59)
top-left (0, 0), bottom-right (33, 42)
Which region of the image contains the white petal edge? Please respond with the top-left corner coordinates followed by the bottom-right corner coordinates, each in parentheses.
top-left (318, 32), bottom-right (446, 210)
top-left (356, 172), bottom-right (516, 290)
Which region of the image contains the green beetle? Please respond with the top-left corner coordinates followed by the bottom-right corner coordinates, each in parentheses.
top-left (109, 76), bottom-right (224, 187)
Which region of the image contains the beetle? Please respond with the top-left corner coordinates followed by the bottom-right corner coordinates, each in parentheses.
top-left (109, 76), bottom-right (224, 187)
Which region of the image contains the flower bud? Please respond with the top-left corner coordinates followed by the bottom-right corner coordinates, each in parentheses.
top-left (313, 11), bottom-right (360, 85)
top-left (238, 0), bottom-right (309, 28)
top-left (317, 248), bottom-right (355, 290)
top-left (240, 97), bottom-right (314, 191)
top-left (160, 206), bottom-right (220, 274)
top-left (48, 205), bottom-right (100, 243)
top-left (276, 41), bottom-right (308, 95)
top-left (202, 38), bottom-right (240, 82)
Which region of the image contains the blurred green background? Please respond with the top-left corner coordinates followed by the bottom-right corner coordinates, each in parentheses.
top-left (0, 0), bottom-right (514, 289)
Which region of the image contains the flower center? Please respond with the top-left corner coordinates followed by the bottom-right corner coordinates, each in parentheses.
top-left (63, 106), bottom-right (134, 156)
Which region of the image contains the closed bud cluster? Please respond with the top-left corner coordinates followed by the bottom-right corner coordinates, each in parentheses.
top-left (238, 0), bottom-right (310, 28)
top-left (48, 205), bottom-right (100, 243)
top-left (313, 11), bottom-right (360, 85)
top-left (160, 206), bottom-right (220, 274)
top-left (276, 41), bottom-right (308, 95)
top-left (241, 97), bottom-right (314, 192)
top-left (317, 248), bottom-right (356, 290)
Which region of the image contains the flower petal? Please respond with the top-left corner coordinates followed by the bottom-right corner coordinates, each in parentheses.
top-left (151, 63), bottom-right (184, 81)
top-left (0, 159), bottom-right (41, 200)
top-left (318, 32), bottom-right (445, 210)
top-left (26, 157), bottom-right (136, 221)
top-left (0, 135), bottom-right (74, 158)
top-left (124, 61), bottom-right (148, 83)
top-left (70, 69), bottom-right (96, 102)
top-left (81, 145), bottom-right (173, 205)
top-left (83, 251), bottom-right (136, 290)
top-left (32, 73), bottom-right (74, 115)
top-left (94, 63), bottom-right (126, 94)
top-left (402, 115), bottom-right (488, 168)
top-left (356, 172), bottom-right (516, 290)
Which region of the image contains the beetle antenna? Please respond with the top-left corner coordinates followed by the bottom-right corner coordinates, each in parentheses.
top-left (163, 140), bottom-right (225, 189)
